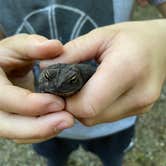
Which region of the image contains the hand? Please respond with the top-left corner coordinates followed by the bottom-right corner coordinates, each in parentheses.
top-left (0, 34), bottom-right (74, 143)
top-left (42, 20), bottom-right (166, 126)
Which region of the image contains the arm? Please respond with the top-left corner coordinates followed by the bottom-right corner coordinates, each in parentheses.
top-left (45, 20), bottom-right (166, 125)
top-left (136, 0), bottom-right (166, 17)
top-left (0, 34), bottom-right (74, 143)
top-left (157, 2), bottom-right (166, 17)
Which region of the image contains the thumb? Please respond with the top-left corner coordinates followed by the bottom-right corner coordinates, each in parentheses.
top-left (0, 34), bottom-right (63, 61)
top-left (40, 26), bottom-right (118, 68)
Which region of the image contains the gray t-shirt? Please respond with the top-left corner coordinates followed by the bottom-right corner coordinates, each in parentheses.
top-left (0, 0), bottom-right (165, 139)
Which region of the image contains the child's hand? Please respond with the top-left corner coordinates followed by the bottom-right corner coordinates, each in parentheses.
top-left (42, 20), bottom-right (166, 126)
top-left (0, 34), bottom-right (74, 143)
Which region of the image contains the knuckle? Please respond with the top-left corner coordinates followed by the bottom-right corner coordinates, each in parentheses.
top-left (67, 99), bottom-right (98, 118)
top-left (112, 31), bottom-right (130, 44)
top-left (83, 103), bottom-right (98, 118)
top-left (81, 118), bottom-right (96, 127)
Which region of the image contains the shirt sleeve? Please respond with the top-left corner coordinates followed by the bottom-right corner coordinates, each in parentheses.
top-left (150, 0), bottom-right (166, 5)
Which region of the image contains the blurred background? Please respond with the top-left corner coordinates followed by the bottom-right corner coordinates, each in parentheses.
top-left (0, 3), bottom-right (165, 166)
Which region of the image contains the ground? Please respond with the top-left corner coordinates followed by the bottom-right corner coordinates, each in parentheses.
top-left (0, 3), bottom-right (166, 166)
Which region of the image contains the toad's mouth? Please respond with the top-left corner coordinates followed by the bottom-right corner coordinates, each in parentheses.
top-left (45, 90), bottom-right (77, 97)
top-left (41, 86), bottom-right (81, 97)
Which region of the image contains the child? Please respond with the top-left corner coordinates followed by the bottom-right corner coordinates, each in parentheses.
top-left (0, 1), bottom-right (165, 166)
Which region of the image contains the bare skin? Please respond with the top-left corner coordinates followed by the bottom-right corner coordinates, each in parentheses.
top-left (41, 20), bottom-right (166, 126)
top-left (0, 2), bottom-right (166, 143)
top-left (0, 34), bottom-right (74, 143)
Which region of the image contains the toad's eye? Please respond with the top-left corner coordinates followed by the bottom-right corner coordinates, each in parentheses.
top-left (44, 70), bottom-right (57, 80)
top-left (69, 75), bottom-right (78, 83)
top-left (44, 71), bottom-right (52, 80)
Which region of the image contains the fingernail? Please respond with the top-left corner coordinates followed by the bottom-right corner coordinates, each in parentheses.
top-left (56, 121), bottom-right (70, 130)
top-left (48, 101), bottom-right (64, 112)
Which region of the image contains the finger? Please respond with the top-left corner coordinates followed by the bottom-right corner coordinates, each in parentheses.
top-left (40, 27), bottom-right (118, 68)
top-left (65, 52), bottom-right (137, 118)
top-left (0, 85), bottom-right (65, 116)
top-left (81, 104), bottom-right (153, 126)
top-left (13, 135), bottom-right (58, 144)
top-left (0, 111), bottom-right (74, 140)
top-left (80, 79), bottom-right (159, 125)
top-left (65, 31), bottom-right (148, 118)
top-left (0, 68), bottom-right (65, 116)
top-left (0, 34), bottom-right (63, 63)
